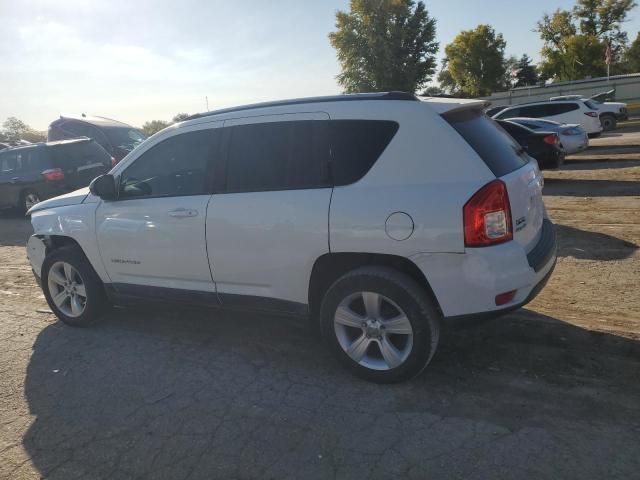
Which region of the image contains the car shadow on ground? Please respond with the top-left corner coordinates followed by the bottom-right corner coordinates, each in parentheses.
top-left (562, 158), bottom-right (640, 170)
top-left (20, 305), bottom-right (640, 479)
top-left (543, 177), bottom-right (640, 197)
top-left (555, 224), bottom-right (638, 261)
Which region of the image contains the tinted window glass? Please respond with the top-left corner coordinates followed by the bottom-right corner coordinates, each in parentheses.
top-left (330, 120), bottom-right (399, 186)
top-left (583, 100), bottom-right (598, 110)
top-left (226, 121), bottom-right (329, 193)
top-left (550, 103), bottom-right (579, 115)
top-left (496, 107), bottom-right (520, 119)
top-left (104, 127), bottom-right (146, 151)
top-left (62, 121), bottom-right (110, 150)
top-left (518, 104), bottom-right (552, 118)
top-left (445, 110), bottom-right (528, 177)
top-left (49, 141), bottom-right (111, 169)
top-left (0, 152), bottom-right (18, 172)
top-left (120, 130), bottom-right (217, 199)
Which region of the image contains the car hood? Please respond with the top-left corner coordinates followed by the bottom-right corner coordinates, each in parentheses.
top-left (27, 187), bottom-right (91, 215)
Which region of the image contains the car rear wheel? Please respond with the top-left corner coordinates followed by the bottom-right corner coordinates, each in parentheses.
top-left (320, 267), bottom-right (440, 383)
top-left (600, 114), bottom-right (617, 131)
top-left (42, 245), bottom-right (107, 327)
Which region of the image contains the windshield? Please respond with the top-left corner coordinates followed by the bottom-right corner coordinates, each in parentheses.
top-left (583, 100), bottom-right (599, 110)
top-left (103, 127), bottom-right (147, 151)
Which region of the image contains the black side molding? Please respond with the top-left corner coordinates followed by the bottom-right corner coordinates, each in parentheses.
top-left (104, 283), bottom-right (309, 317)
top-left (527, 219), bottom-right (557, 273)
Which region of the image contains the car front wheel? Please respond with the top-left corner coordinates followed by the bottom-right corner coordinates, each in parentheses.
top-left (41, 245), bottom-right (107, 327)
top-left (320, 267), bottom-right (440, 383)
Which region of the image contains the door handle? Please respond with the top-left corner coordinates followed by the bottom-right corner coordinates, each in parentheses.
top-left (168, 208), bottom-right (198, 218)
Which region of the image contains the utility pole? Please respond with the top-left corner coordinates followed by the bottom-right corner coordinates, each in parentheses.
top-left (205, 96), bottom-right (209, 111)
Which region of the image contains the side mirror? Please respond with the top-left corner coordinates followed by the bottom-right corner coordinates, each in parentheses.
top-left (89, 174), bottom-right (117, 201)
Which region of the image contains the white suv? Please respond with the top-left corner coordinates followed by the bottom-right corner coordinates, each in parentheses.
top-left (26, 93), bottom-right (557, 383)
top-left (494, 100), bottom-right (603, 137)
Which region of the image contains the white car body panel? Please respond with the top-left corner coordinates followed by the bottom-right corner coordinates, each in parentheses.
top-left (329, 102), bottom-right (495, 256)
top-left (29, 202), bottom-right (110, 282)
top-left (27, 94), bottom-right (557, 321)
top-left (95, 194), bottom-right (214, 292)
top-left (496, 101), bottom-right (603, 135)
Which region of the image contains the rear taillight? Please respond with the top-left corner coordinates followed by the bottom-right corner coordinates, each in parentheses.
top-left (111, 157), bottom-right (117, 167)
top-left (584, 111), bottom-right (598, 118)
top-left (42, 168), bottom-right (65, 181)
top-left (543, 134), bottom-right (559, 145)
top-left (463, 180), bottom-right (513, 247)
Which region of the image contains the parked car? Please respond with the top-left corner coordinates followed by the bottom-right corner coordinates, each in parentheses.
top-left (48, 115), bottom-right (147, 162)
top-left (485, 105), bottom-right (507, 117)
top-left (0, 138), bottom-right (114, 212)
top-left (496, 120), bottom-right (565, 169)
top-left (550, 93), bottom-right (627, 130)
top-left (26, 93), bottom-right (556, 383)
top-left (506, 117), bottom-right (588, 155)
top-left (493, 100), bottom-right (603, 137)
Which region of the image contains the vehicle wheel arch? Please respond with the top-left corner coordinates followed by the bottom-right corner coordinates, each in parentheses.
top-left (308, 252), bottom-right (442, 318)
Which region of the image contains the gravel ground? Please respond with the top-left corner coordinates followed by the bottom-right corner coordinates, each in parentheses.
top-left (0, 132), bottom-right (638, 479)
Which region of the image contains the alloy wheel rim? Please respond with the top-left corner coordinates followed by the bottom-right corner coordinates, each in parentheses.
top-left (333, 291), bottom-right (413, 371)
top-left (47, 261), bottom-right (87, 318)
top-left (25, 194), bottom-right (40, 210)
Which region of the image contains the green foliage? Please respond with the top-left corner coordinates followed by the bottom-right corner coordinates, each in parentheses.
top-left (624, 32), bottom-right (640, 71)
top-left (172, 113), bottom-right (190, 123)
top-left (1, 117), bottom-right (46, 143)
top-left (515, 54), bottom-right (540, 87)
top-left (329, 0), bottom-right (438, 93)
top-left (141, 120), bottom-right (171, 136)
top-left (438, 25), bottom-right (506, 97)
top-left (537, 0), bottom-right (637, 81)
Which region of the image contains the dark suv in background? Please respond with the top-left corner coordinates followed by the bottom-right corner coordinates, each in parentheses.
top-left (48, 115), bottom-right (147, 162)
top-left (0, 139), bottom-right (113, 212)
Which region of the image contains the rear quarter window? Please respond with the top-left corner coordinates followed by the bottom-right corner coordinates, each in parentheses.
top-left (329, 120), bottom-right (399, 186)
top-left (444, 109), bottom-right (528, 177)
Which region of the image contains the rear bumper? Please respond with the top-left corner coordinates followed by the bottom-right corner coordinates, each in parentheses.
top-left (410, 220), bottom-right (558, 320)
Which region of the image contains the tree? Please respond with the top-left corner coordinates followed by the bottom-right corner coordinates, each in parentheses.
top-left (172, 113), bottom-right (190, 123)
top-left (328, 0), bottom-right (438, 93)
top-left (1, 117), bottom-right (46, 143)
top-left (438, 25), bottom-right (506, 97)
top-left (141, 120), bottom-right (171, 136)
top-left (537, 1), bottom-right (637, 80)
top-left (502, 55), bottom-right (520, 89)
top-left (623, 32), bottom-right (640, 71)
top-left (514, 54), bottom-right (539, 87)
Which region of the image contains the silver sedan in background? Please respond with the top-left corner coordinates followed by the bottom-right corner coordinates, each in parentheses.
top-left (505, 117), bottom-right (589, 155)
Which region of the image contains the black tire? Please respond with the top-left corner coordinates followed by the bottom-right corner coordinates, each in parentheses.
top-left (41, 245), bottom-right (107, 327)
top-left (19, 190), bottom-right (41, 214)
top-left (320, 266), bottom-right (440, 383)
top-left (600, 114), bottom-right (617, 131)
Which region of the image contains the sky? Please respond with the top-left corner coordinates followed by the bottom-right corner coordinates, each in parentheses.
top-left (2, 0), bottom-right (640, 130)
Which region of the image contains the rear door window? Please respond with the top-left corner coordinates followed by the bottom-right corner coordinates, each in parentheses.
top-left (225, 121), bottom-right (330, 193)
top-left (445, 109), bottom-right (528, 177)
top-left (329, 120), bottom-right (399, 186)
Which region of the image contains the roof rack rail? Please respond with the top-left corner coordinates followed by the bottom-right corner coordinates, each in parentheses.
top-left (186, 91), bottom-right (418, 121)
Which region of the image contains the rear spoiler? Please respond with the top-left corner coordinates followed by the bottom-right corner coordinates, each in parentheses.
top-left (420, 97), bottom-right (490, 116)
